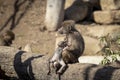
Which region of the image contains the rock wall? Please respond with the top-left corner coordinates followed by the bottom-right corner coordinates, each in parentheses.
top-left (93, 0), bottom-right (120, 24)
top-left (65, 0), bottom-right (120, 24)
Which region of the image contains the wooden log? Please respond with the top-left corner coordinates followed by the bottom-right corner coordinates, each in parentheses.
top-left (100, 0), bottom-right (120, 10)
top-left (0, 46), bottom-right (120, 80)
top-left (44, 0), bottom-right (65, 31)
top-left (93, 10), bottom-right (120, 24)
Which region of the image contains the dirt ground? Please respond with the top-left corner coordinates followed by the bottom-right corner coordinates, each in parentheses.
top-left (0, 0), bottom-right (95, 55)
top-left (0, 0), bottom-right (120, 56)
top-left (0, 0), bottom-right (57, 55)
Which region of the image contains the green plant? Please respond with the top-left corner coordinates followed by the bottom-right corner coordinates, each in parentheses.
top-left (99, 33), bottom-right (120, 65)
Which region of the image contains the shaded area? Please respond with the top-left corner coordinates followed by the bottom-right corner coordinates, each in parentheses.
top-left (0, 66), bottom-right (10, 79)
top-left (14, 51), bottom-right (43, 80)
top-left (83, 64), bottom-right (98, 80)
top-left (82, 63), bottom-right (120, 80)
top-left (93, 66), bottom-right (119, 80)
top-left (64, 0), bottom-right (88, 22)
top-left (0, 67), bottom-right (18, 80)
top-left (64, 0), bottom-right (101, 25)
top-left (0, 0), bottom-right (35, 31)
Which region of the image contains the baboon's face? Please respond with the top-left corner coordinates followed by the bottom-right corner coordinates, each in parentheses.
top-left (58, 20), bottom-right (75, 34)
top-left (58, 26), bottom-right (71, 34)
top-left (3, 33), bottom-right (11, 41)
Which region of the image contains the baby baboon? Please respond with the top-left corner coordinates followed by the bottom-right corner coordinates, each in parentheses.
top-left (48, 40), bottom-right (69, 75)
top-left (58, 20), bottom-right (85, 63)
top-left (0, 30), bottom-right (15, 46)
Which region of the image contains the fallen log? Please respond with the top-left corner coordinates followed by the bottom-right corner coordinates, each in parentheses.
top-left (0, 46), bottom-right (120, 80)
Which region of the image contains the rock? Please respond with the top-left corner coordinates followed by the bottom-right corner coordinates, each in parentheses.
top-left (107, 61), bottom-right (120, 68)
top-left (65, 0), bottom-right (88, 22)
top-left (76, 24), bottom-right (120, 55)
top-left (83, 36), bottom-right (101, 55)
top-left (78, 56), bottom-right (104, 64)
top-left (100, 0), bottom-right (120, 10)
top-left (0, 65), bottom-right (10, 79)
top-left (78, 56), bottom-right (120, 65)
top-left (93, 10), bottom-right (120, 24)
top-left (0, 46), bottom-right (120, 80)
top-left (65, 0), bottom-right (75, 9)
top-left (82, 0), bottom-right (100, 9)
top-left (76, 24), bottom-right (120, 38)
top-left (23, 43), bottom-right (32, 53)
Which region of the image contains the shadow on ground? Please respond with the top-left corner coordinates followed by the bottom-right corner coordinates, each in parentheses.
top-left (0, 0), bottom-right (35, 32)
top-left (14, 51), bottom-right (43, 80)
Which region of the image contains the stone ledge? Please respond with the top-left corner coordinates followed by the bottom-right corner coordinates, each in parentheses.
top-left (78, 56), bottom-right (120, 64)
top-left (100, 0), bottom-right (120, 10)
top-left (93, 10), bottom-right (120, 24)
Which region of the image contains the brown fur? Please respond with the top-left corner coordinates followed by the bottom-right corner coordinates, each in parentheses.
top-left (0, 30), bottom-right (15, 46)
top-left (58, 20), bottom-right (85, 63)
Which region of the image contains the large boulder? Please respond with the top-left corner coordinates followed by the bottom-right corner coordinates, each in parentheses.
top-left (65, 0), bottom-right (88, 22)
top-left (93, 10), bottom-right (120, 24)
top-left (76, 24), bottom-right (120, 55)
top-left (100, 0), bottom-right (120, 10)
top-left (65, 0), bottom-right (75, 9)
top-left (82, 0), bottom-right (101, 9)
top-left (0, 46), bottom-right (120, 80)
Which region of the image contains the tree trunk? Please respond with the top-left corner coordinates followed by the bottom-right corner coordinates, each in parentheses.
top-left (0, 46), bottom-right (120, 80)
top-left (44, 0), bottom-right (65, 31)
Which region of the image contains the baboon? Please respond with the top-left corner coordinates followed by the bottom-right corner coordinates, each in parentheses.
top-left (0, 30), bottom-right (15, 46)
top-left (48, 40), bottom-right (69, 75)
top-left (57, 20), bottom-right (85, 63)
